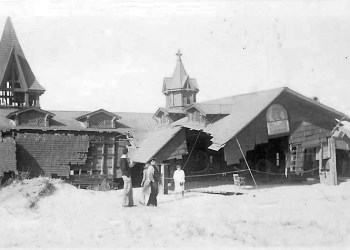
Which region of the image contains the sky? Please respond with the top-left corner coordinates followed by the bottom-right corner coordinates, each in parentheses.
top-left (0, 0), bottom-right (350, 115)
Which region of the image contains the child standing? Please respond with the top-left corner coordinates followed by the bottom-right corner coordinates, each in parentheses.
top-left (173, 165), bottom-right (185, 198)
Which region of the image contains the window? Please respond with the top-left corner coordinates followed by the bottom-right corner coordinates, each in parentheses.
top-left (304, 147), bottom-right (318, 173)
top-left (266, 104), bottom-right (288, 122)
top-left (186, 96), bottom-right (191, 105)
top-left (266, 104), bottom-right (290, 136)
top-left (161, 114), bottom-right (169, 125)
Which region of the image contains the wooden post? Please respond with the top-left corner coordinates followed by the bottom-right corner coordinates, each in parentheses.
top-left (236, 138), bottom-right (258, 189)
top-left (24, 93), bottom-right (29, 107)
top-left (36, 95), bottom-right (40, 107)
top-left (15, 114), bottom-right (19, 126)
top-left (319, 141), bottom-right (326, 184)
top-left (329, 137), bottom-right (337, 185)
top-left (160, 163), bottom-right (168, 194)
top-left (319, 141), bottom-right (323, 173)
top-left (100, 144), bottom-right (104, 175)
top-left (161, 164), bottom-right (168, 195)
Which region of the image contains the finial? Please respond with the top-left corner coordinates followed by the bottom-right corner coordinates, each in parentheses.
top-left (176, 49), bottom-right (182, 61)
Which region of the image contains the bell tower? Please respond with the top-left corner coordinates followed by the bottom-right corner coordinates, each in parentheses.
top-left (162, 50), bottom-right (199, 108)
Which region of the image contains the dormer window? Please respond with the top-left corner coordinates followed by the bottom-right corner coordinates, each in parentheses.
top-left (76, 109), bottom-right (121, 129)
top-left (153, 107), bottom-right (186, 125)
top-left (7, 107), bottom-right (54, 127)
top-left (188, 110), bottom-right (207, 125)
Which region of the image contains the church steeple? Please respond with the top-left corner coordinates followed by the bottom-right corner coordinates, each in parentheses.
top-left (162, 50), bottom-right (199, 108)
top-left (0, 17), bottom-right (45, 108)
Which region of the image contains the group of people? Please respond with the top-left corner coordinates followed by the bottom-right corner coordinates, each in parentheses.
top-left (120, 147), bottom-right (186, 207)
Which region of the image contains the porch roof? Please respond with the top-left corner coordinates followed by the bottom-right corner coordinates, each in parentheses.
top-left (129, 126), bottom-right (183, 163)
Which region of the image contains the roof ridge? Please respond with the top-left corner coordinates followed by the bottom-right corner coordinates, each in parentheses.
top-left (200, 87), bottom-right (286, 104)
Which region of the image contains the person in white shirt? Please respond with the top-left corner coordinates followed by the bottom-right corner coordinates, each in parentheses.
top-left (173, 165), bottom-right (185, 198)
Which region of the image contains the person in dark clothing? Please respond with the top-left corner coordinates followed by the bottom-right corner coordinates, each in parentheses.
top-left (120, 148), bottom-right (134, 207)
top-left (147, 159), bottom-right (159, 207)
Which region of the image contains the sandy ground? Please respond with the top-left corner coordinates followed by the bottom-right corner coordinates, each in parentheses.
top-left (0, 177), bottom-right (349, 249)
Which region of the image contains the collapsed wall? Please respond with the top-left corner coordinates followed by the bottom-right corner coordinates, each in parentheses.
top-left (16, 133), bottom-right (89, 177)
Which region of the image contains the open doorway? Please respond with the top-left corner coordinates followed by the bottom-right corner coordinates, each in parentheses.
top-left (336, 149), bottom-right (350, 178)
top-left (245, 136), bottom-right (289, 180)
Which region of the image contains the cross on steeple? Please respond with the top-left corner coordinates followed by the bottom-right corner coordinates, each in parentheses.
top-left (176, 49), bottom-right (182, 61)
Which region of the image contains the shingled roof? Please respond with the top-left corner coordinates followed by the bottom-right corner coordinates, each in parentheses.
top-left (0, 17), bottom-right (44, 92)
top-left (173, 87), bottom-right (350, 150)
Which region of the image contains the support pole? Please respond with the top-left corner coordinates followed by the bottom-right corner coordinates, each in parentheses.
top-left (236, 138), bottom-right (258, 189)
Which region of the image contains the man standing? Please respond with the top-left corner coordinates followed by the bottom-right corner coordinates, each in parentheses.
top-left (120, 148), bottom-right (134, 207)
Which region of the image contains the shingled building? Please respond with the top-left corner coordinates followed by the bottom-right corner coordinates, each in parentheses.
top-left (0, 18), bottom-right (156, 187)
top-left (132, 52), bottom-right (350, 186)
top-left (1, 17), bottom-right (349, 188)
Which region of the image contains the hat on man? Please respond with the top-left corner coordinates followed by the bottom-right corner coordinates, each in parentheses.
top-left (122, 148), bottom-right (128, 154)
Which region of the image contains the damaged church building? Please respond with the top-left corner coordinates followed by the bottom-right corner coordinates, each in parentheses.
top-left (131, 51), bottom-right (350, 186)
top-left (0, 18), bottom-right (156, 188)
top-left (1, 17), bottom-right (350, 189)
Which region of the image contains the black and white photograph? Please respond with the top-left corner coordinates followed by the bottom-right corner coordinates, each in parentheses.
top-left (0, 0), bottom-right (349, 249)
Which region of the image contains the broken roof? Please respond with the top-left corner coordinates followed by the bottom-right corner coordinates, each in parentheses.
top-left (0, 17), bottom-right (45, 92)
top-left (173, 87), bottom-right (350, 150)
top-left (129, 126), bottom-right (183, 163)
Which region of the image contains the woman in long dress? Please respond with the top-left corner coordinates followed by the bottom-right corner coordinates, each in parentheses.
top-left (140, 163), bottom-right (151, 205)
top-left (147, 159), bottom-right (159, 206)
top-left (173, 165), bottom-right (185, 198)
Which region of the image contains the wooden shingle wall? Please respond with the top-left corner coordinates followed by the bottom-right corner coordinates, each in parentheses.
top-left (289, 121), bottom-right (331, 173)
top-left (0, 137), bottom-right (16, 175)
top-left (223, 93), bottom-right (339, 168)
top-left (16, 133), bottom-right (89, 177)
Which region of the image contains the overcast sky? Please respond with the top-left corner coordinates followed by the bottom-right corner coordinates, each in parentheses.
top-left (0, 0), bottom-right (350, 115)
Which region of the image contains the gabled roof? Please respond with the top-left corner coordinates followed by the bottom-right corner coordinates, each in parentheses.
top-left (0, 17), bottom-right (45, 92)
top-left (162, 51), bottom-right (199, 93)
top-left (7, 107), bottom-right (55, 119)
top-left (173, 87), bottom-right (350, 150)
top-left (76, 109), bottom-right (121, 121)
